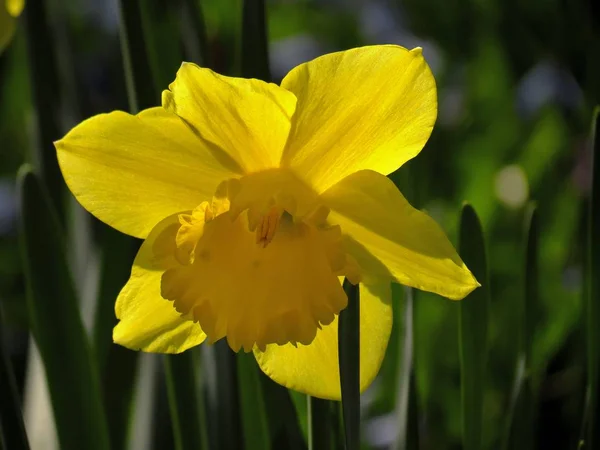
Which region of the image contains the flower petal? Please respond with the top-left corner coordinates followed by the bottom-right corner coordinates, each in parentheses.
top-left (113, 213), bottom-right (206, 353)
top-left (321, 170), bottom-right (479, 300)
top-left (253, 282), bottom-right (392, 400)
top-left (55, 107), bottom-right (239, 239)
top-left (162, 63), bottom-right (297, 173)
top-left (281, 45), bottom-right (437, 192)
top-left (7, 0), bottom-right (24, 17)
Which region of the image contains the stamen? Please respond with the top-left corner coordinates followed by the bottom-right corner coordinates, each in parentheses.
top-left (256, 206), bottom-right (283, 247)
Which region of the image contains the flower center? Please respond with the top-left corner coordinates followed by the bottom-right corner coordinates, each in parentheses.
top-left (157, 169), bottom-right (360, 352)
top-left (256, 206), bottom-right (284, 247)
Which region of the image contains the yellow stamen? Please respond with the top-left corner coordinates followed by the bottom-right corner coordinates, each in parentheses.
top-left (256, 206), bottom-right (283, 247)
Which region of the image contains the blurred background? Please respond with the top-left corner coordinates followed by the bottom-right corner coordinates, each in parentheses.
top-left (1, 0), bottom-right (599, 449)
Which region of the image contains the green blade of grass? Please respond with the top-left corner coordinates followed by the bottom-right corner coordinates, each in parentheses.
top-left (260, 377), bottom-right (306, 450)
top-left (237, 352), bottom-right (270, 450)
top-left (308, 397), bottom-right (333, 450)
top-left (17, 166), bottom-right (109, 450)
top-left (164, 349), bottom-right (209, 450)
top-left (116, 0), bottom-right (157, 112)
top-left (139, 1), bottom-right (184, 95)
top-left (0, 308), bottom-right (30, 450)
top-left (523, 205), bottom-right (539, 383)
top-left (458, 203), bottom-right (490, 450)
top-left (339, 279), bottom-right (360, 450)
top-left (91, 233), bottom-right (138, 450)
top-left (22, 0), bottom-right (64, 219)
top-left (392, 286), bottom-right (419, 450)
top-left (585, 107), bottom-right (600, 448)
top-left (213, 341), bottom-right (243, 449)
top-left (100, 346), bottom-right (138, 450)
top-left (502, 205), bottom-right (538, 450)
top-left (241, 0), bottom-right (271, 81)
top-left (180, 0), bottom-right (210, 66)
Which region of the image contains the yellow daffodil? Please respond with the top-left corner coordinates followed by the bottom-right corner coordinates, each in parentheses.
top-left (55, 45), bottom-right (478, 400)
top-left (0, 0), bottom-right (24, 53)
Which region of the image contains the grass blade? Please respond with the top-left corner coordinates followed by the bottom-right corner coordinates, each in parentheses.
top-left (458, 203), bottom-right (490, 450)
top-left (22, 0), bottom-right (64, 219)
top-left (260, 378), bottom-right (306, 450)
top-left (241, 0), bottom-right (271, 80)
top-left (237, 352), bottom-right (270, 450)
top-left (116, 0), bottom-right (157, 112)
top-left (585, 107), bottom-right (600, 448)
top-left (164, 349), bottom-right (209, 450)
top-left (393, 286), bottom-right (419, 450)
top-left (0, 308), bottom-right (30, 450)
top-left (139, 1), bottom-right (184, 93)
top-left (308, 396), bottom-right (333, 450)
top-left (17, 166), bottom-right (109, 450)
top-left (101, 346), bottom-right (138, 450)
top-left (339, 279), bottom-right (360, 450)
top-left (502, 205), bottom-right (539, 450)
top-left (180, 0), bottom-right (210, 66)
top-left (213, 341), bottom-right (243, 449)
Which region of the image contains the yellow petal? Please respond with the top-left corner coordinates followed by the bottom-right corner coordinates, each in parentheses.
top-left (7, 0), bottom-right (24, 17)
top-left (113, 213), bottom-right (206, 353)
top-left (55, 107), bottom-right (239, 239)
top-left (253, 282), bottom-right (392, 400)
top-left (281, 45), bottom-right (437, 192)
top-left (322, 170), bottom-right (479, 300)
top-left (162, 63), bottom-right (297, 173)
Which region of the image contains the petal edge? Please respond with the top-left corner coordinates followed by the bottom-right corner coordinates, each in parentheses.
top-left (322, 170), bottom-right (479, 300)
top-left (282, 45), bottom-right (437, 192)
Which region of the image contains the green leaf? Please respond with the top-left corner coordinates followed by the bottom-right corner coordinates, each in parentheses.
top-left (100, 346), bottom-right (138, 450)
top-left (90, 227), bottom-right (139, 450)
top-left (392, 287), bottom-right (419, 450)
top-left (17, 165), bottom-right (109, 450)
top-left (260, 378), bottom-right (306, 450)
top-left (180, 0), bottom-right (210, 66)
top-left (212, 341), bottom-right (243, 449)
top-left (338, 279), bottom-right (360, 450)
top-left (241, 0), bottom-right (271, 80)
top-left (139, 1), bottom-right (184, 95)
top-left (22, 0), bottom-right (65, 218)
top-left (237, 352), bottom-right (270, 450)
top-left (458, 203), bottom-right (490, 450)
top-left (585, 107), bottom-right (600, 447)
top-left (0, 307), bottom-right (30, 450)
top-left (308, 397), bottom-right (334, 450)
top-left (502, 205), bottom-right (539, 450)
top-left (164, 349), bottom-right (209, 450)
top-left (116, 0), bottom-right (158, 112)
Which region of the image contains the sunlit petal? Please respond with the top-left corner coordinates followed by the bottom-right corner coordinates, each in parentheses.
top-left (163, 63), bottom-right (297, 173)
top-left (322, 170), bottom-right (479, 299)
top-left (282, 45), bottom-right (436, 192)
top-left (113, 214), bottom-right (206, 353)
top-left (55, 107), bottom-right (239, 239)
top-left (254, 282), bottom-right (392, 400)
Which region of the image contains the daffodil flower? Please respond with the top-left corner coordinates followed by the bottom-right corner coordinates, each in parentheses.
top-left (55, 45), bottom-right (478, 400)
top-left (0, 0), bottom-right (24, 53)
